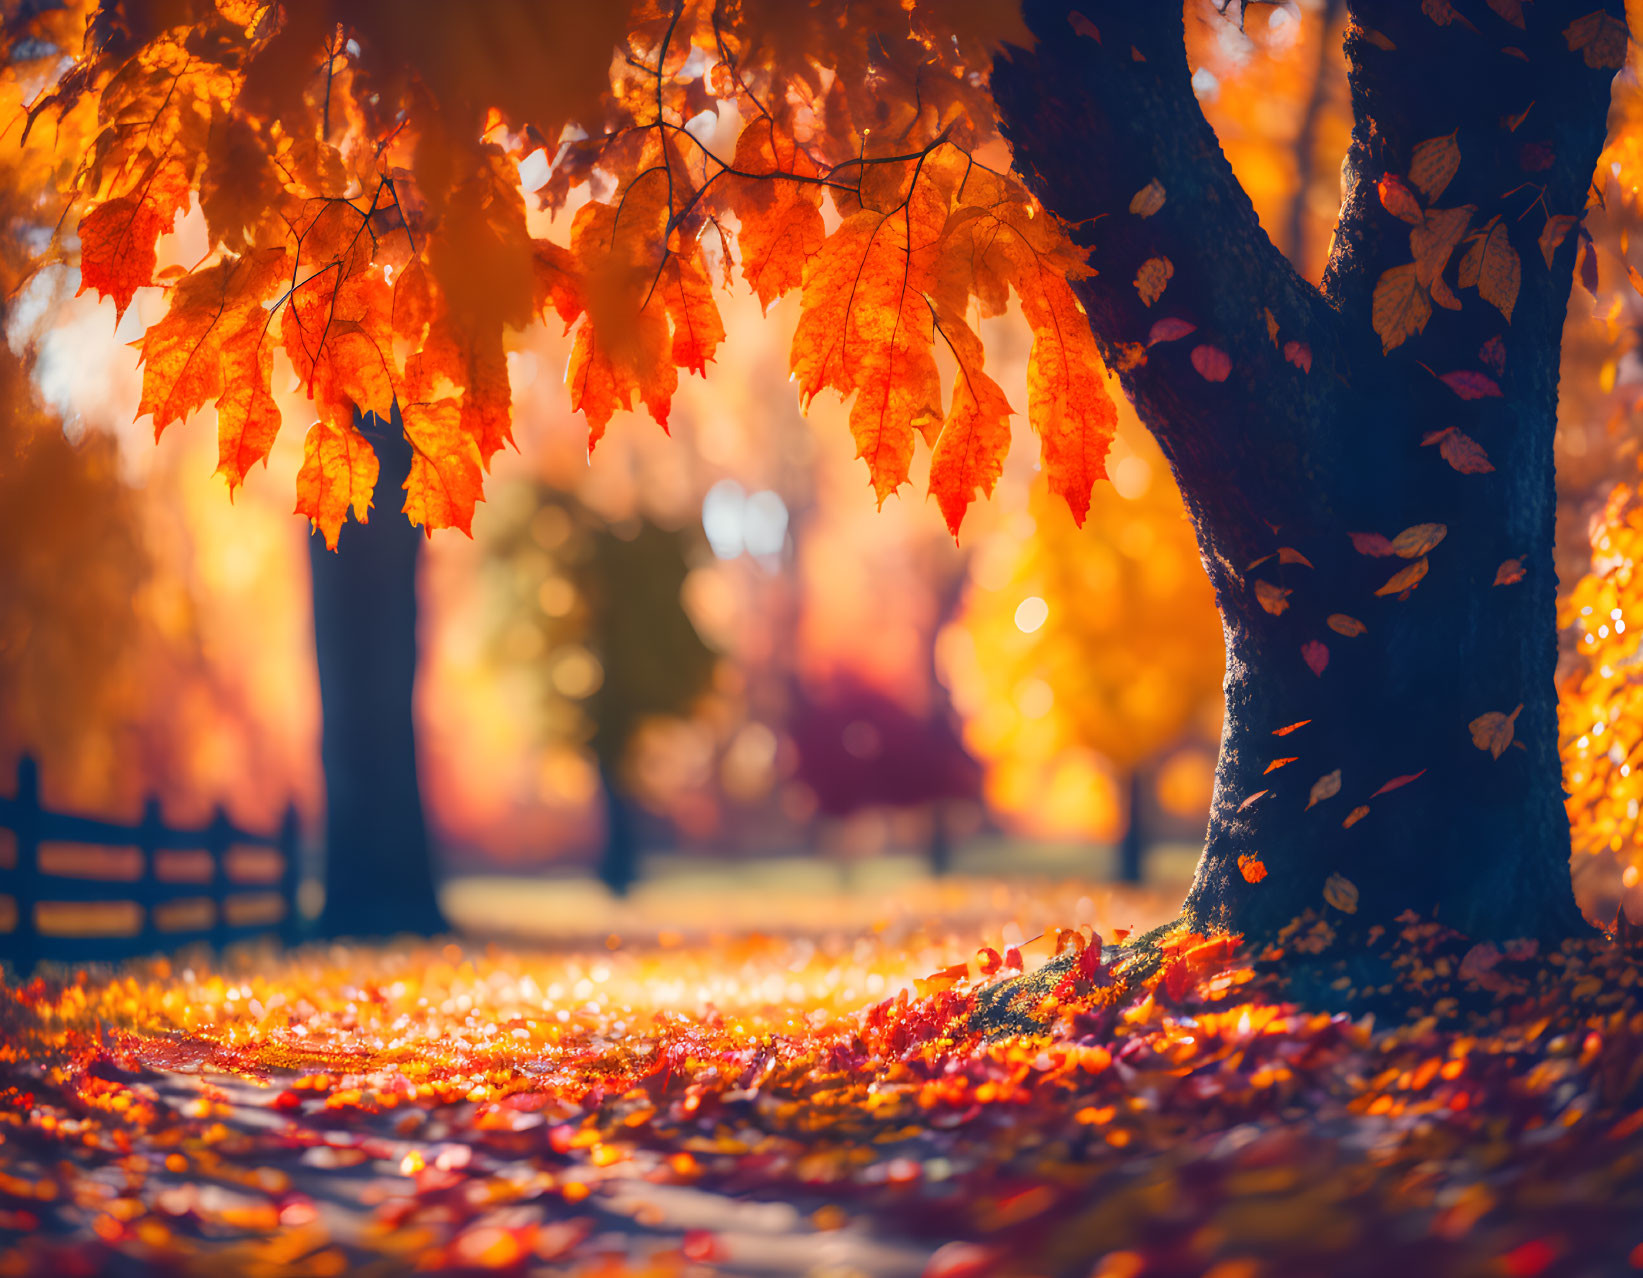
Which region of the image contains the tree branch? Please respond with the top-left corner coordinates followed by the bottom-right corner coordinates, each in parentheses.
top-left (992, 2), bottom-right (1350, 578)
top-left (1323, 0), bottom-right (1620, 347)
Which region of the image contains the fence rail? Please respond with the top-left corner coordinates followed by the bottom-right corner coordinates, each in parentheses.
top-left (0, 755), bottom-right (301, 970)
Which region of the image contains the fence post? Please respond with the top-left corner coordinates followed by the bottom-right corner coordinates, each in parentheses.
top-left (278, 802), bottom-right (301, 947)
top-left (206, 803), bottom-right (232, 950)
top-left (135, 794), bottom-right (164, 950)
top-left (9, 755), bottom-right (42, 975)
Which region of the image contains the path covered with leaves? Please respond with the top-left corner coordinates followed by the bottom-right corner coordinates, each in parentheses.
top-left (2, 884), bottom-right (1642, 1277)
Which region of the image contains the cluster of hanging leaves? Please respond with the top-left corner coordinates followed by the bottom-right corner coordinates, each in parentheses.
top-left (4, 0), bottom-right (1118, 549)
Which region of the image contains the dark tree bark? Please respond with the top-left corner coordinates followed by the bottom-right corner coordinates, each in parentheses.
top-left (992, 1), bottom-right (1622, 941)
top-left (309, 408), bottom-right (447, 937)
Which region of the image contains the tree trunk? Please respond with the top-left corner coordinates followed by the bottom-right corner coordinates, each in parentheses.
top-left (598, 760), bottom-right (641, 897)
top-left (992, 0), bottom-right (1622, 941)
top-left (309, 409), bottom-right (447, 937)
top-left (1118, 768), bottom-right (1146, 886)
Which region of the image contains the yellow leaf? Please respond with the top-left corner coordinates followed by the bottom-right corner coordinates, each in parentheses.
top-left (1254, 580), bottom-right (1292, 615)
top-left (1372, 263), bottom-right (1431, 353)
top-left (1409, 132), bottom-right (1461, 202)
top-left (1391, 522), bottom-right (1447, 557)
top-left (1376, 556), bottom-right (1429, 597)
top-left (1469, 704), bottom-right (1522, 759)
top-left (1410, 205), bottom-right (1472, 287)
top-left (1470, 221), bottom-right (1521, 322)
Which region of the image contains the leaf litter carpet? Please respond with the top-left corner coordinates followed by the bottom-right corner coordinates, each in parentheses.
top-left (2, 879), bottom-right (1642, 1277)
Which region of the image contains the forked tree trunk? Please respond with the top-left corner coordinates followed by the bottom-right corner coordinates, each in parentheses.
top-left (992, 1), bottom-right (1622, 941)
top-left (309, 409), bottom-right (447, 937)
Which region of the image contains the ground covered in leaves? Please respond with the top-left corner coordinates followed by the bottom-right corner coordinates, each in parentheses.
top-left (2, 884), bottom-right (1642, 1277)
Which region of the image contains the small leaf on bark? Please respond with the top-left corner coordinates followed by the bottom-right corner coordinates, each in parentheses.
top-left (1191, 344), bottom-right (1231, 382)
top-left (1343, 805), bottom-right (1371, 829)
top-left (1564, 11), bottom-right (1629, 68)
top-left (1301, 640), bottom-right (1330, 677)
top-left (1438, 369), bottom-right (1502, 399)
top-left (1350, 531), bottom-right (1397, 557)
top-left (1238, 854), bottom-right (1268, 884)
top-left (1282, 340), bottom-right (1312, 372)
top-left (1409, 132), bottom-right (1461, 202)
top-left (1378, 174), bottom-right (1424, 224)
top-left (1391, 522), bottom-right (1447, 557)
top-left (1239, 789), bottom-right (1270, 811)
top-left (1147, 317), bottom-right (1196, 346)
top-left (1494, 557), bottom-right (1525, 585)
top-left (1277, 546), bottom-right (1313, 566)
top-left (1128, 179), bottom-right (1166, 217)
top-left (1134, 256), bottom-right (1172, 306)
top-left (1469, 704), bottom-right (1522, 758)
top-left (1372, 263), bottom-right (1431, 352)
top-left (1327, 614), bottom-right (1367, 636)
top-left (1265, 757), bottom-right (1299, 774)
top-left (1306, 769), bottom-right (1343, 809)
top-left (1376, 556), bottom-right (1430, 597)
top-left (1255, 581), bottom-right (1292, 615)
top-left (1371, 770), bottom-right (1427, 797)
top-left (1324, 873), bottom-right (1360, 913)
top-left (1539, 214), bottom-right (1577, 268)
top-left (1273, 720), bottom-right (1312, 736)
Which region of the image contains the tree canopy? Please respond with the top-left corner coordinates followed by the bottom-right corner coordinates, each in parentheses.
top-left (5, 0), bottom-right (1116, 549)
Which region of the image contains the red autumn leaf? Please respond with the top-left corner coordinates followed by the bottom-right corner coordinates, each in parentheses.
top-left (1439, 370), bottom-right (1502, 399)
top-left (1265, 756), bottom-right (1299, 774)
top-left (1301, 640), bottom-right (1329, 677)
top-left (77, 158), bottom-right (195, 322)
top-left (1191, 344), bottom-right (1231, 382)
top-left (1371, 770), bottom-right (1428, 797)
top-left (1494, 558), bottom-right (1525, 585)
top-left (1147, 316), bottom-right (1197, 346)
top-left (1237, 853), bottom-right (1268, 884)
top-left (729, 118), bottom-right (826, 310)
top-left (1349, 531), bottom-right (1398, 557)
top-left (1272, 719), bottom-right (1312, 736)
top-left (296, 417), bottom-right (381, 550)
top-left (1478, 334), bottom-right (1506, 375)
top-left (1282, 340), bottom-right (1312, 372)
top-left (929, 318), bottom-right (1014, 537)
top-left (1377, 173), bottom-right (1424, 224)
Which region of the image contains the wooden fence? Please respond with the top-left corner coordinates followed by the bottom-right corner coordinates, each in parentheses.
top-left (0, 755), bottom-right (301, 970)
